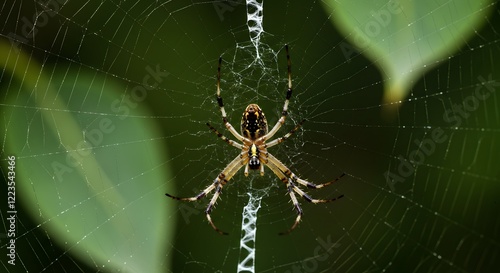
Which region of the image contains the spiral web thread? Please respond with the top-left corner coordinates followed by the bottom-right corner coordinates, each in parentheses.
top-left (236, 1), bottom-right (265, 272)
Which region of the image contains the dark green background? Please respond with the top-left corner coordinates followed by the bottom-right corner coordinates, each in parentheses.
top-left (1, 1), bottom-right (499, 272)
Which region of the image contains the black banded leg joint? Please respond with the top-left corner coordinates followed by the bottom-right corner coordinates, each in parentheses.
top-left (306, 183), bottom-right (318, 189)
top-left (217, 96), bottom-right (224, 107)
top-left (302, 193), bottom-right (313, 203)
top-left (205, 204), bottom-right (213, 214)
top-left (286, 88), bottom-right (292, 99)
top-left (195, 192), bottom-right (207, 200)
top-left (294, 203), bottom-right (303, 215)
top-left (287, 181), bottom-right (294, 192)
top-left (218, 57), bottom-right (222, 75)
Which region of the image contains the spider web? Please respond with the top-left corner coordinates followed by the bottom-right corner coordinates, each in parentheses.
top-left (1, 0), bottom-right (500, 272)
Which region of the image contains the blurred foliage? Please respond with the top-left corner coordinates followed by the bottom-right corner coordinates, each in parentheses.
top-left (323, 0), bottom-right (495, 112)
top-left (0, 41), bottom-right (173, 272)
top-left (1, 0), bottom-right (499, 272)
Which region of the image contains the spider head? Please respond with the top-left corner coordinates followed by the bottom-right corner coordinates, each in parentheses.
top-left (248, 144), bottom-right (261, 170)
top-left (241, 104), bottom-right (268, 140)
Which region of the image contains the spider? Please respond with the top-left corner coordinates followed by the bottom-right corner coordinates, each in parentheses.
top-left (166, 45), bottom-right (345, 235)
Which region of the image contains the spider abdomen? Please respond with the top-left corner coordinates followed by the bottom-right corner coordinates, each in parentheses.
top-left (241, 104), bottom-right (268, 140)
top-left (166, 45), bottom-right (346, 235)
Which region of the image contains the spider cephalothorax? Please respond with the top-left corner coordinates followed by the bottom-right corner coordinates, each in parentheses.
top-left (166, 45), bottom-right (345, 235)
top-left (247, 142), bottom-right (261, 170)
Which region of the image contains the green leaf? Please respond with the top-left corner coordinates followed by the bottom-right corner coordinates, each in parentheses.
top-left (1, 41), bottom-right (173, 272)
top-left (323, 0), bottom-right (495, 106)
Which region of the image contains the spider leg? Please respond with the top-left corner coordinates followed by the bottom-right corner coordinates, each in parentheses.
top-left (206, 183), bottom-right (227, 235)
top-left (262, 159), bottom-right (302, 235)
top-left (266, 119), bottom-right (305, 148)
top-left (165, 183), bottom-right (216, 202)
top-left (264, 153), bottom-right (344, 235)
top-left (216, 57), bottom-right (247, 142)
top-left (280, 178), bottom-right (342, 235)
top-left (244, 163), bottom-right (250, 176)
top-left (258, 45), bottom-right (293, 142)
top-left (290, 182), bottom-right (344, 204)
top-left (282, 179), bottom-right (302, 235)
top-left (267, 153), bottom-right (345, 189)
top-left (205, 154), bottom-right (247, 235)
top-left (166, 154), bottom-right (246, 235)
top-left (206, 122), bottom-right (244, 149)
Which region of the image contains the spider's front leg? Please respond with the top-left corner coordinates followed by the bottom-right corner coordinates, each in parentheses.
top-left (263, 161), bottom-right (304, 235)
top-left (205, 182), bottom-right (228, 235)
top-left (165, 154), bottom-right (246, 235)
top-left (263, 153), bottom-right (344, 234)
top-left (267, 153), bottom-right (345, 189)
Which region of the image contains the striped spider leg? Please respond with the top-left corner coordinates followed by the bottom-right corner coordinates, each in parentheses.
top-left (166, 45), bottom-right (345, 235)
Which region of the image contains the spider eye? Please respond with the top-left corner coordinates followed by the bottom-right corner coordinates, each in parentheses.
top-left (248, 157), bottom-right (260, 169)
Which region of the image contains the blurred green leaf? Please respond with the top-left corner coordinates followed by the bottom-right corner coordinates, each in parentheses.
top-left (323, 0), bottom-right (495, 106)
top-left (1, 41), bottom-right (173, 272)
